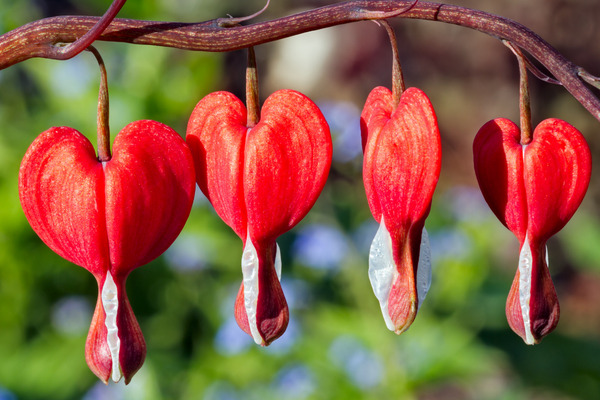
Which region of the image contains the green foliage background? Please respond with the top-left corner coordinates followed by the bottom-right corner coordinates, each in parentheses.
top-left (2, 1), bottom-right (600, 399)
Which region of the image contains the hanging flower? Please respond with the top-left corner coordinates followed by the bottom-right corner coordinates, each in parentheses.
top-left (187, 89), bottom-right (332, 345)
top-left (361, 86), bottom-right (441, 334)
top-left (19, 120), bottom-right (196, 382)
top-left (473, 117), bottom-right (591, 344)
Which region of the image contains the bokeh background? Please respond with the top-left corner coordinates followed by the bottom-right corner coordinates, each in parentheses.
top-left (2, 0), bottom-right (600, 399)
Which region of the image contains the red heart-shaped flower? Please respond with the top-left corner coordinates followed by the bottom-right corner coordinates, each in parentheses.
top-left (473, 117), bottom-right (591, 344)
top-left (187, 89), bottom-right (332, 345)
top-left (361, 86), bottom-right (441, 334)
top-left (19, 120), bottom-right (196, 382)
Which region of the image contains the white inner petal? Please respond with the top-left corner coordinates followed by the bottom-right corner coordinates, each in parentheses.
top-left (241, 234), bottom-right (282, 345)
top-left (101, 271), bottom-right (122, 382)
top-left (241, 235), bottom-right (260, 344)
top-left (368, 217), bottom-right (397, 331)
top-left (416, 228), bottom-right (432, 311)
top-left (518, 235), bottom-right (534, 345)
top-left (369, 219), bottom-right (432, 331)
top-left (275, 243), bottom-right (282, 281)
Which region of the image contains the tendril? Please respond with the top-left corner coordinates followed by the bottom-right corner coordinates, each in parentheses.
top-left (218, 0), bottom-right (271, 28)
top-left (503, 40), bottom-right (561, 85)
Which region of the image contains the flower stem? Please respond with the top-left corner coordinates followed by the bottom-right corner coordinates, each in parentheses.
top-left (88, 46), bottom-right (111, 162)
top-left (518, 54), bottom-right (533, 145)
top-left (379, 20), bottom-right (404, 106)
top-left (504, 41), bottom-right (532, 145)
top-left (246, 46), bottom-right (260, 128)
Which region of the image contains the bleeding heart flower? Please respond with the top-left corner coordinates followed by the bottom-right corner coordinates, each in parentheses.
top-left (361, 86), bottom-right (441, 334)
top-left (473, 117), bottom-right (591, 344)
top-left (186, 89), bottom-right (331, 346)
top-left (19, 120), bottom-right (196, 383)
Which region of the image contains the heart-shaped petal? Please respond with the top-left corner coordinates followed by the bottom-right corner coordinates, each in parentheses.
top-left (361, 86), bottom-right (441, 334)
top-left (187, 89), bottom-right (332, 345)
top-left (19, 127), bottom-right (109, 276)
top-left (19, 121), bottom-right (196, 276)
top-left (472, 118), bottom-right (528, 242)
top-left (19, 120), bottom-right (196, 381)
top-left (243, 90), bottom-right (332, 243)
top-left (473, 117), bottom-right (591, 344)
top-left (104, 121), bottom-right (197, 272)
top-left (186, 91), bottom-right (248, 239)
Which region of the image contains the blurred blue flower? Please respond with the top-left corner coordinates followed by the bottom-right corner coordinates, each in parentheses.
top-left (281, 278), bottom-right (310, 310)
top-left (272, 364), bottom-right (315, 400)
top-left (83, 380), bottom-right (126, 400)
top-left (319, 101), bottom-right (363, 163)
top-left (352, 219), bottom-right (379, 256)
top-left (165, 233), bottom-right (212, 272)
top-left (445, 185), bottom-right (492, 223)
top-left (0, 387), bottom-right (17, 400)
top-left (292, 224), bottom-right (349, 270)
top-left (214, 316), bottom-right (253, 356)
top-left (203, 382), bottom-right (240, 400)
top-left (329, 336), bottom-right (384, 389)
top-left (429, 228), bottom-right (472, 263)
top-left (82, 365), bottom-right (151, 400)
top-left (51, 295), bottom-right (92, 336)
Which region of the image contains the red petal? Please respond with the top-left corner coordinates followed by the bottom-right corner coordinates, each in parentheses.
top-left (362, 87), bottom-right (440, 229)
top-left (524, 118), bottom-right (591, 241)
top-left (19, 127), bottom-right (109, 277)
top-left (360, 86), bottom-right (394, 153)
top-left (473, 118), bottom-right (528, 242)
top-left (186, 92), bottom-right (248, 240)
top-left (360, 86), bottom-right (393, 222)
top-left (104, 120), bottom-right (196, 274)
top-left (244, 89), bottom-right (331, 243)
top-left (19, 122), bottom-right (195, 276)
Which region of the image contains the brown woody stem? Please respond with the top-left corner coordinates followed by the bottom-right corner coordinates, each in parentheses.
top-left (1, 1), bottom-right (600, 123)
top-left (37, 0), bottom-right (126, 61)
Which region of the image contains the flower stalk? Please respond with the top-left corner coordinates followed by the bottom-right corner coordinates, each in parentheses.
top-left (87, 46), bottom-right (111, 162)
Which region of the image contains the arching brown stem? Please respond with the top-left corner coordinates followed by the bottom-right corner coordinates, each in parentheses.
top-left (1, 1), bottom-right (599, 123)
